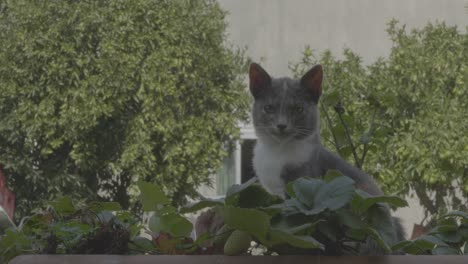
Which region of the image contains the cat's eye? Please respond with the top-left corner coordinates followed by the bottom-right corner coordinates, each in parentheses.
top-left (293, 105), bottom-right (304, 113)
top-left (263, 105), bottom-right (275, 113)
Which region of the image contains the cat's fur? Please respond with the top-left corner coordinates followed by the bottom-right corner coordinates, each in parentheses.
top-left (249, 62), bottom-right (405, 255)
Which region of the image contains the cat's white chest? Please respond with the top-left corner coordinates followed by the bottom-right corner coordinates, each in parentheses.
top-left (253, 141), bottom-right (313, 196)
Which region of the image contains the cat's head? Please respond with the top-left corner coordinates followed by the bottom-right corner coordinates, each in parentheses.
top-left (249, 63), bottom-right (323, 144)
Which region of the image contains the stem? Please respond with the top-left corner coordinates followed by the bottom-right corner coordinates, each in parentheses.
top-left (321, 103), bottom-right (340, 153)
top-left (359, 108), bottom-right (378, 167)
top-left (336, 107), bottom-right (361, 169)
top-left (414, 182), bottom-right (437, 216)
top-left (420, 210), bottom-right (429, 226)
top-left (359, 144), bottom-right (369, 169)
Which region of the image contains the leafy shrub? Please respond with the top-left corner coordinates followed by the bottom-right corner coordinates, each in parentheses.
top-left (290, 20), bottom-right (468, 222)
top-left (393, 211), bottom-right (468, 255)
top-left (1, 176), bottom-right (467, 262)
top-left (0, 0), bottom-right (249, 219)
top-left (186, 171), bottom-right (408, 255)
top-left (0, 182), bottom-right (197, 262)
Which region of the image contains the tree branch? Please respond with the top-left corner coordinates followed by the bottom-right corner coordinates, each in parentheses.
top-left (359, 108), bottom-right (378, 167)
top-left (321, 103), bottom-right (341, 153)
top-left (335, 104), bottom-right (362, 169)
top-left (414, 182), bottom-right (438, 216)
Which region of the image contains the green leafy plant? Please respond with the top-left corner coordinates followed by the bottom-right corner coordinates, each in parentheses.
top-left (185, 171), bottom-right (409, 255)
top-left (290, 20), bottom-right (468, 224)
top-left (393, 211), bottom-right (468, 255)
top-left (0, 181), bottom-right (202, 262)
top-left (2, 179), bottom-right (467, 261)
top-left (0, 199), bottom-right (143, 262)
top-left (0, 0), bottom-right (249, 219)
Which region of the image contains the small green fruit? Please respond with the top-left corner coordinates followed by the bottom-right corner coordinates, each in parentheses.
top-left (223, 230), bottom-right (252, 256)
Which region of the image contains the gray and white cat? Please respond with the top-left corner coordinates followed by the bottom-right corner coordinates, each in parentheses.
top-left (250, 63), bottom-right (382, 196)
top-left (249, 62), bottom-right (405, 254)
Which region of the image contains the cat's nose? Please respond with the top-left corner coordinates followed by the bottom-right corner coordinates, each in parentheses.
top-left (277, 124), bottom-right (287, 132)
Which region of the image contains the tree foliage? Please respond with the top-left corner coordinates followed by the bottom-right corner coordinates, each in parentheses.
top-left (0, 0), bottom-right (249, 219)
top-left (290, 20), bottom-right (468, 222)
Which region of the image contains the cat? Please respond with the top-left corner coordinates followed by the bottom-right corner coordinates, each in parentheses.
top-left (249, 62), bottom-right (405, 254)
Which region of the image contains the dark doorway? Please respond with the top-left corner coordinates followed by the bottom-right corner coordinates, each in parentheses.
top-left (241, 139), bottom-right (256, 183)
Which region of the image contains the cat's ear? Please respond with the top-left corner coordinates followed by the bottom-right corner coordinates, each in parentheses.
top-left (300, 64), bottom-right (323, 103)
top-left (249, 63), bottom-right (271, 99)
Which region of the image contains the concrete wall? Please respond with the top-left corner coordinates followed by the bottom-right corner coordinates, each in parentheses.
top-left (219, 0), bottom-right (467, 76)
top-left (216, 0), bottom-right (468, 237)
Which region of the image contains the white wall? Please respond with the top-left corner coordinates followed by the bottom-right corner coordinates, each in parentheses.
top-left (219, 0), bottom-right (468, 76)
top-left (216, 0), bottom-right (468, 237)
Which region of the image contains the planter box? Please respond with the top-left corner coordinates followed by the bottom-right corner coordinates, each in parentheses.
top-left (10, 255), bottom-right (468, 264)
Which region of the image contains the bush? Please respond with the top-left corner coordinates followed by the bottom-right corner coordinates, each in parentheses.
top-left (0, 0), bottom-right (249, 219)
top-left (290, 20), bottom-right (468, 222)
top-left (2, 176), bottom-right (467, 262)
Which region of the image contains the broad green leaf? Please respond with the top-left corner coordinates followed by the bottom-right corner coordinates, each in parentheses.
top-left (226, 177), bottom-right (258, 198)
top-left (346, 228), bottom-right (367, 241)
top-left (392, 240), bottom-right (433, 255)
top-left (311, 176), bottom-right (355, 214)
top-left (88, 202), bottom-right (122, 213)
top-left (50, 196), bottom-right (76, 216)
top-left (323, 169), bottom-right (343, 182)
top-left (96, 211), bottom-right (116, 223)
top-left (149, 213), bottom-right (193, 237)
top-left (337, 208), bottom-right (365, 229)
top-left (317, 221), bottom-right (338, 242)
top-left (292, 178), bottom-right (324, 207)
top-left (270, 214), bottom-right (320, 235)
top-left (432, 246), bottom-right (460, 255)
top-left (288, 198), bottom-right (315, 215)
top-left (418, 235), bottom-right (449, 247)
top-left (433, 224), bottom-right (459, 233)
top-left (285, 181), bottom-right (296, 197)
top-left (395, 235), bottom-right (451, 254)
top-left (266, 199), bottom-right (302, 216)
top-left (459, 225), bottom-right (468, 240)
top-left (269, 228), bottom-right (324, 249)
top-left (193, 232), bottom-right (211, 246)
top-left (137, 181), bottom-right (170, 211)
top-left (220, 206), bottom-right (271, 240)
top-left (434, 231), bottom-right (463, 243)
top-left (351, 192), bottom-right (408, 214)
top-left (180, 198), bottom-right (224, 214)
top-left (368, 206), bottom-right (397, 247)
top-left (391, 240), bottom-right (413, 252)
top-left (442, 211), bottom-right (468, 220)
top-left (315, 176), bottom-right (355, 209)
top-left (0, 229), bottom-right (31, 262)
top-left (283, 223), bottom-right (317, 235)
top-left (131, 236), bottom-right (156, 252)
top-left (51, 221), bottom-right (93, 242)
top-left (364, 227), bottom-right (391, 253)
top-left (288, 177), bottom-right (355, 216)
top-left (429, 217), bottom-right (462, 243)
top-left (226, 183), bottom-right (282, 208)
